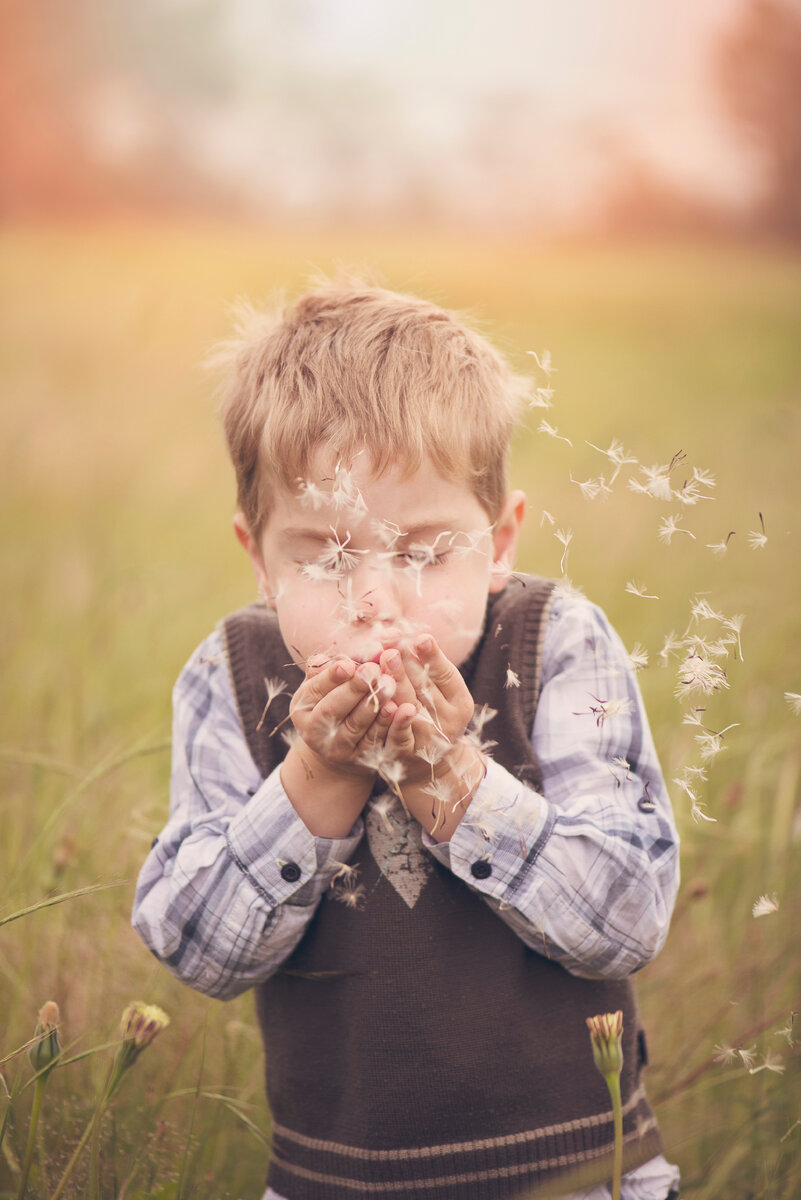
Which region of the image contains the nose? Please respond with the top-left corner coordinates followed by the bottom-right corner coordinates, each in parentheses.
top-left (350, 555), bottom-right (402, 625)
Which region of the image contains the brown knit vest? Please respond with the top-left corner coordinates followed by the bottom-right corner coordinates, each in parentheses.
top-left (221, 577), bottom-right (663, 1199)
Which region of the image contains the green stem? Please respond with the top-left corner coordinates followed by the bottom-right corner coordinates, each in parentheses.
top-left (17, 1074), bottom-right (47, 1200)
top-left (604, 1070), bottom-right (623, 1200)
top-left (49, 1060), bottom-right (130, 1200)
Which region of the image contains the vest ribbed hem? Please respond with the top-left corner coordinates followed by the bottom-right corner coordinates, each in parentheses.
top-left (267, 1088), bottom-right (662, 1199)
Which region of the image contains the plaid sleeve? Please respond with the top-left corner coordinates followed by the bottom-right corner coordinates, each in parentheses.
top-left (131, 630), bottom-right (363, 999)
top-left (425, 594), bottom-right (680, 980)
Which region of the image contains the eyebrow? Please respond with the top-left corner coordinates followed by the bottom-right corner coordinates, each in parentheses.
top-left (281, 520), bottom-right (468, 541)
top-left (281, 527), bottom-right (332, 542)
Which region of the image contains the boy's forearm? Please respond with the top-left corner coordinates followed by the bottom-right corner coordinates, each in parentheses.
top-left (281, 740), bottom-right (374, 837)
top-left (399, 743), bottom-right (486, 843)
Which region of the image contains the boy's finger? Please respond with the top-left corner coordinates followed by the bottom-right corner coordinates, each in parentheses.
top-left (378, 648), bottom-right (417, 706)
top-left (356, 698), bottom-right (398, 754)
top-left (315, 668), bottom-right (395, 744)
top-left (299, 658), bottom-right (359, 707)
top-left (405, 636), bottom-right (465, 703)
top-left (383, 702), bottom-right (417, 759)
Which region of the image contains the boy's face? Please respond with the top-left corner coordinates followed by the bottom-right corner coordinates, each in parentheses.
top-left (234, 453), bottom-right (525, 670)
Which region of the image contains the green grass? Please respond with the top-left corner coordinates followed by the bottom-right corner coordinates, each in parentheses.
top-left (1, 222), bottom-right (800, 1197)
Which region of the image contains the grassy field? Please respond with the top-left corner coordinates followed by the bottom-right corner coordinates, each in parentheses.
top-left (1, 222), bottom-right (800, 1198)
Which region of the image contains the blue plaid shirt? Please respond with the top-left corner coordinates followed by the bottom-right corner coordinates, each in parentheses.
top-left (132, 592), bottom-right (680, 1199)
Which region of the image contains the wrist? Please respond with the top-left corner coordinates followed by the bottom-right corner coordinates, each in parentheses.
top-left (404, 741), bottom-right (486, 842)
top-left (281, 740), bottom-right (375, 838)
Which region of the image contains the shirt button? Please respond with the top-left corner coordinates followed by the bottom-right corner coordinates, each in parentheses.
top-left (470, 860), bottom-right (492, 880)
top-left (638, 796), bottom-right (656, 813)
top-left (281, 862), bottom-right (301, 883)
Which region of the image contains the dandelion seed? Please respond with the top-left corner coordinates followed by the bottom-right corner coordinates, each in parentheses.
top-left (658, 514), bottom-right (696, 544)
top-left (628, 463), bottom-right (675, 501)
top-left (538, 420), bottom-right (572, 447)
top-left (774, 1014), bottom-right (797, 1046)
top-left (332, 880), bottom-right (367, 910)
top-left (570, 472), bottom-right (602, 501)
top-left (749, 1050), bottom-right (786, 1075)
top-left (612, 756), bottom-right (633, 780)
top-left (329, 459), bottom-right (367, 515)
top-left (738, 1045), bottom-right (758, 1070)
top-left (330, 860), bottom-right (360, 884)
top-left (675, 465), bottom-right (716, 507)
top-left (256, 676), bottom-right (289, 731)
top-left (380, 758), bottom-right (407, 795)
top-left (555, 528), bottom-right (573, 574)
top-left (449, 526), bottom-right (493, 558)
top-left (784, 692), bottom-right (801, 715)
top-left (692, 466), bottom-right (716, 489)
top-left (722, 614), bottom-right (744, 661)
top-left (713, 1043), bottom-right (738, 1065)
top-left (672, 776), bottom-right (715, 821)
top-left (371, 792), bottom-right (397, 833)
top-left (706, 532), bottom-right (735, 555)
top-left (317, 528), bottom-right (367, 574)
top-left (415, 741), bottom-right (450, 776)
top-left (527, 386), bottom-right (555, 408)
top-left (552, 576), bottom-right (586, 602)
top-left (281, 727), bottom-right (300, 751)
top-left (540, 509), bottom-right (555, 527)
top-left (505, 666), bottom-right (521, 689)
top-left (752, 892), bottom-right (779, 918)
top-left (574, 695), bottom-right (635, 728)
top-left (675, 653), bottom-right (730, 698)
top-left (690, 796), bottom-right (717, 823)
top-left (695, 732), bottom-right (725, 763)
top-left (336, 577), bottom-right (366, 624)
top-left (690, 597), bottom-right (725, 624)
top-left (526, 349), bottom-right (556, 376)
top-left (296, 478), bottom-right (329, 509)
top-left (585, 438), bottom-right (638, 480)
top-left (371, 518), bottom-right (405, 548)
top-left (628, 644), bottom-right (649, 671)
top-left (625, 580), bottom-right (659, 600)
top-left (747, 512), bottom-right (767, 549)
top-left (301, 560), bottom-right (342, 582)
top-left (659, 631), bottom-right (682, 665)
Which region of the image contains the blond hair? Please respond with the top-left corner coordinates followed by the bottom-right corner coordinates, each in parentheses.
top-left (215, 275), bottom-right (528, 535)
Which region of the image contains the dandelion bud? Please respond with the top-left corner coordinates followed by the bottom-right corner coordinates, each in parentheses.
top-left (29, 1000), bottom-right (62, 1076)
top-left (586, 1011), bottom-right (625, 1200)
top-left (586, 1010), bottom-right (624, 1079)
top-left (110, 1001), bottom-right (170, 1086)
top-left (120, 1000), bottom-right (169, 1053)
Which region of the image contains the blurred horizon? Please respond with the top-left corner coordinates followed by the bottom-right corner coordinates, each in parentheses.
top-left (3, 0), bottom-right (801, 238)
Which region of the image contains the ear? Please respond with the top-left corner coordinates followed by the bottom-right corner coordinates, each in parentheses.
top-left (488, 490), bottom-right (526, 594)
top-left (232, 513), bottom-right (276, 608)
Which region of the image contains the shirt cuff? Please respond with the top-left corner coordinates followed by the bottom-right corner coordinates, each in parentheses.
top-left (226, 766), bottom-right (363, 905)
top-left (422, 757), bottom-right (554, 902)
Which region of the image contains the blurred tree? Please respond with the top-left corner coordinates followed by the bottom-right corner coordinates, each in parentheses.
top-left (0, 0), bottom-right (102, 214)
top-left (716, 0), bottom-right (801, 238)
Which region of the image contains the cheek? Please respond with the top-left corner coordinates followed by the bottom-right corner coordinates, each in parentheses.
top-left (275, 583), bottom-right (343, 657)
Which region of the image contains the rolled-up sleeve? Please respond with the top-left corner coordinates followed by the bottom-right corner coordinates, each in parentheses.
top-left (424, 595), bottom-right (680, 979)
top-left (132, 632), bottom-right (362, 999)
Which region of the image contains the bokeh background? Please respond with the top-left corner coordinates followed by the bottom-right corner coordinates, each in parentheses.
top-left (2, 2), bottom-right (800, 1197)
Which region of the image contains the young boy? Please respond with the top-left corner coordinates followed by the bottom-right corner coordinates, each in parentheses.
top-left (133, 279), bottom-right (680, 1200)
